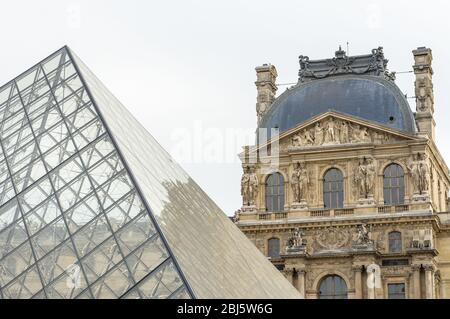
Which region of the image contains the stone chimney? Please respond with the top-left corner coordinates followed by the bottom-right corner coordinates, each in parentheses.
top-left (255, 64), bottom-right (278, 124)
top-left (413, 47), bottom-right (435, 140)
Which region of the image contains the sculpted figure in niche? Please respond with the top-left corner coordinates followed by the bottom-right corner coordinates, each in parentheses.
top-left (241, 166), bottom-right (259, 206)
top-left (291, 162), bottom-right (309, 202)
top-left (408, 153), bottom-right (430, 194)
top-left (248, 166), bottom-right (259, 205)
top-left (354, 157), bottom-right (376, 198)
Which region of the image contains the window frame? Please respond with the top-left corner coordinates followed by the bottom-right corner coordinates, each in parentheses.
top-left (318, 274), bottom-right (348, 299)
top-left (387, 283), bottom-right (406, 299)
top-left (388, 231), bottom-right (402, 253)
top-left (383, 163), bottom-right (405, 205)
top-left (265, 173), bottom-right (285, 212)
top-left (267, 237), bottom-right (280, 259)
top-left (323, 168), bottom-right (344, 209)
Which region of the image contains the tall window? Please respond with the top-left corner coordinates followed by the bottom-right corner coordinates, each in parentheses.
top-left (265, 173), bottom-right (285, 212)
top-left (388, 283), bottom-right (406, 299)
top-left (267, 238), bottom-right (280, 259)
top-left (323, 168), bottom-right (344, 209)
top-left (389, 231), bottom-right (402, 253)
top-left (318, 275), bottom-right (348, 299)
top-left (383, 164), bottom-right (405, 205)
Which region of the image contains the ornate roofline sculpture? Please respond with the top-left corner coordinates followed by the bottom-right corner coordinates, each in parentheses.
top-left (298, 46), bottom-right (396, 83)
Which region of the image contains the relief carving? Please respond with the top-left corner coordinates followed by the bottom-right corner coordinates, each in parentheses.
top-left (315, 227), bottom-right (350, 250)
top-left (290, 116), bottom-right (398, 149)
top-left (415, 77), bottom-right (434, 112)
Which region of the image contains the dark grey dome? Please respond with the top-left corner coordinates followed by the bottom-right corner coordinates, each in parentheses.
top-left (259, 74), bottom-right (416, 137)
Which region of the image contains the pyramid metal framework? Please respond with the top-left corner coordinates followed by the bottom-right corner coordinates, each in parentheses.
top-left (0, 47), bottom-right (300, 299)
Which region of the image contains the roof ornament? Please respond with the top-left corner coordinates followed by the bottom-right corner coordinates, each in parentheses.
top-left (298, 46), bottom-right (396, 83)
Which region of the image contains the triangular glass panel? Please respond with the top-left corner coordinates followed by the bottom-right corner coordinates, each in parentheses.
top-left (0, 46), bottom-right (301, 299)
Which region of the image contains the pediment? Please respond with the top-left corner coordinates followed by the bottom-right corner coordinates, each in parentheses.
top-left (277, 112), bottom-right (418, 151)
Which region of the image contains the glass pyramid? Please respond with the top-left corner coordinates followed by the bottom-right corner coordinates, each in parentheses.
top-left (0, 47), bottom-right (300, 299)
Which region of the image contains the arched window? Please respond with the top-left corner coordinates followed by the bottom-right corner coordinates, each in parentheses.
top-left (383, 164), bottom-right (405, 205)
top-left (318, 275), bottom-right (348, 299)
top-left (265, 173), bottom-right (285, 212)
top-left (323, 168), bottom-right (344, 209)
top-left (389, 231), bottom-right (402, 253)
top-left (267, 238), bottom-right (280, 259)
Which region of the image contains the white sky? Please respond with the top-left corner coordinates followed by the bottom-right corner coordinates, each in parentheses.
top-left (1, 0), bottom-right (450, 215)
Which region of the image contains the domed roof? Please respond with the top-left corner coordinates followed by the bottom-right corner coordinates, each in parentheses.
top-left (258, 47), bottom-right (417, 137)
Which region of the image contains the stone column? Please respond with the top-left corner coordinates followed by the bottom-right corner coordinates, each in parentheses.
top-left (296, 269), bottom-right (306, 298)
top-left (353, 266), bottom-right (363, 299)
top-left (424, 265), bottom-right (435, 299)
top-left (411, 264), bottom-right (421, 299)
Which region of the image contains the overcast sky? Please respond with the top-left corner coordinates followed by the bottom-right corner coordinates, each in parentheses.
top-left (1, 0), bottom-right (450, 215)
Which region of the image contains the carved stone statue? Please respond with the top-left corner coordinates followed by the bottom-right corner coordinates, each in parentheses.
top-left (292, 128), bottom-right (315, 147)
top-left (233, 209), bottom-right (241, 223)
top-left (324, 117), bottom-right (338, 143)
top-left (248, 167), bottom-right (259, 205)
top-left (287, 228), bottom-right (306, 249)
top-left (304, 128), bottom-right (315, 145)
top-left (408, 153), bottom-right (430, 195)
top-left (340, 121), bottom-right (350, 144)
top-left (241, 166), bottom-right (259, 206)
top-left (314, 122), bottom-right (324, 146)
top-left (292, 133), bottom-right (302, 147)
top-left (359, 127), bottom-right (371, 143)
top-left (291, 162), bottom-right (309, 203)
top-left (350, 124), bottom-right (361, 142)
top-left (354, 157), bottom-right (376, 199)
top-left (355, 223), bottom-right (372, 245)
top-left (366, 157), bottom-right (376, 195)
top-left (349, 124), bottom-right (371, 143)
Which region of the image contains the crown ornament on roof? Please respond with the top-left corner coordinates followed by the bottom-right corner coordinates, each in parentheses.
top-left (298, 46), bottom-right (396, 83)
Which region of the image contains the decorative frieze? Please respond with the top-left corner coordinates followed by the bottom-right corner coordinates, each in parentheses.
top-left (289, 116), bottom-right (400, 150)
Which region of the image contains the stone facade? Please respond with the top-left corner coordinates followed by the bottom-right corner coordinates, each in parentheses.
top-left (235, 47), bottom-right (450, 299)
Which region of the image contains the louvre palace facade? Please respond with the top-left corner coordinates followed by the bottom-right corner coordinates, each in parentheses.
top-left (235, 46), bottom-right (450, 299)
